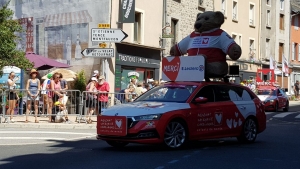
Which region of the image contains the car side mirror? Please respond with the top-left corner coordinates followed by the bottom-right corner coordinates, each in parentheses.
top-left (194, 97), bottom-right (208, 104)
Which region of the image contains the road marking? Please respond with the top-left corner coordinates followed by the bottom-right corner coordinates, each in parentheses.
top-left (295, 114), bottom-right (300, 118)
top-left (183, 155), bottom-right (191, 158)
top-left (154, 166), bottom-right (165, 169)
top-left (0, 137), bottom-right (67, 140)
top-left (273, 113), bottom-right (292, 118)
top-left (0, 131), bottom-right (95, 135)
top-left (168, 160), bottom-right (178, 164)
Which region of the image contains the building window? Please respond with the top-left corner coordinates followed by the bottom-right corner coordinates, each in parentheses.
top-left (266, 39), bottom-right (270, 58)
top-left (249, 4), bottom-right (254, 26)
top-left (292, 42), bottom-right (296, 60)
top-left (298, 44), bottom-right (300, 61)
top-left (279, 14), bottom-right (284, 30)
top-left (280, 0), bottom-right (284, 10)
top-left (294, 15), bottom-right (299, 30)
top-left (238, 35), bottom-right (242, 46)
top-left (134, 12), bottom-right (141, 43)
top-left (279, 43), bottom-right (284, 62)
top-left (232, 34), bottom-right (237, 42)
top-left (249, 39), bottom-right (255, 61)
top-left (266, 0), bottom-right (271, 6)
top-left (232, 1), bottom-right (238, 20)
top-left (266, 10), bottom-right (271, 26)
top-left (221, 0), bottom-right (226, 15)
top-left (171, 18), bottom-right (178, 46)
top-left (199, 0), bottom-right (204, 6)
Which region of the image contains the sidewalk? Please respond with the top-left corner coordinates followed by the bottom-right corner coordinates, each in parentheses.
top-left (0, 115), bottom-right (97, 129)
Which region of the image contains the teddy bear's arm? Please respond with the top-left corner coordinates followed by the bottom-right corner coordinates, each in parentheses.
top-left (169, 35), bottom-right (191, 56)
top-left (219, 31), bottom-right (241, 60)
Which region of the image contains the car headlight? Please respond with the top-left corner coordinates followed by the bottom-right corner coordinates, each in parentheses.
top-left (133, 114), bottom-right (162, 121)
top-left (266, 100), bottom-right (274, 103)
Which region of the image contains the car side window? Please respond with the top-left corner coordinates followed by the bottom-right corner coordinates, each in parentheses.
top-left (279, 89), bottom-right (285, 96)
top-left (229, 86), bottom-right (254, 101)
top-left (194, 85), bottom-right (215, 102)
top-left (213, 85), bottom-right (231, 102)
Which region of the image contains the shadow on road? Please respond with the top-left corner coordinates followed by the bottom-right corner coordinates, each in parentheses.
top-left (0, 138), bottom-right (267, 169)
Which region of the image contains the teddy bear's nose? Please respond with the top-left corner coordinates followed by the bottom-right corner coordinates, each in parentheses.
top-left (195, 22), bottom-right (202, 29)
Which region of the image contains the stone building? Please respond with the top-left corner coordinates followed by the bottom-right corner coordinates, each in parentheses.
top-left (162, 0), bottom-right (214, 57)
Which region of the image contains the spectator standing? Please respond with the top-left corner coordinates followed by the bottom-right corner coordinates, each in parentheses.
top-left (59, 73), bottom-right (68, 91)
top-left (41, 73), bottom-right (52, 115)
top-left (85, 77), bottom-right (98, 123)
top-left (116, 85), bottom-right (135, 103)
top-left (134, 82), bottom-right (144, 97)
top-left (92, 70), bottom-right (99, 79)
top-left (143, 83), bottom-right (151, 92)
top-left (49, 73), bottom-right (63, 122)
top-left (294, 80), bottom-right (299, 100)
top-left (127, 78), bottom-right (137, 88)
top-left (5, 72), bottom-right (19, 123)
top-left (25, 69), bottom-right (40, 123)
top-left (153, 80), bottom-right (159, 87)
top-left (97, 75), bottom-right (110, 114)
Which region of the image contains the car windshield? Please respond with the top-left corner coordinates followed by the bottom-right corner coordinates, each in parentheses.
top-left (257, 89), bottom-right (276, 96)
top-left (134, 85), bottom-right (198, 103)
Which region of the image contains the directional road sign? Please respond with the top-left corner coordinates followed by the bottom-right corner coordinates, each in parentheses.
top-left (91, 28), bottom-right (128, 43)
top-left (81, 48), bottom-right (114, 58)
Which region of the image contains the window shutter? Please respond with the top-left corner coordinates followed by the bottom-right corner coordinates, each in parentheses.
top-left (292, 42), bottom-right (295, 60)
top-left (295, 16), bottom-right (299, 30)
top-left (298, 45), bottom-right (300, 61)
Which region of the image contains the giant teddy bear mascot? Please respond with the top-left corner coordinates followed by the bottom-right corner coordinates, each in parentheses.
top-left (170, 11), bottom-right (242, 82)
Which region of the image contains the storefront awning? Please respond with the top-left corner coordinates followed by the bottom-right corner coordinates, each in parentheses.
top-left (43, 10), bottom-right (92, 27)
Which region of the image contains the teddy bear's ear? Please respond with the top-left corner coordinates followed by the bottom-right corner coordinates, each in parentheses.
top-left (196, 13), bottom-right (202, 20)
top-left (214, 11), bottom-right (225, 26)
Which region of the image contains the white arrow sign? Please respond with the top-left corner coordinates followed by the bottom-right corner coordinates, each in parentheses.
top-left (81, 48), bottom-right (114, 58)
top-left (91, 28), bottom-right (128, 43)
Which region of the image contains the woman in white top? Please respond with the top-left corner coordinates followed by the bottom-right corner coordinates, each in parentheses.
top-left (85, 77), bottom-right (98, 124)
top-left (5, 72), bottom-right (19, 123)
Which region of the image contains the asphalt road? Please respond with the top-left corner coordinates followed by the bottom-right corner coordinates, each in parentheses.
top-left (0, 103), bottom-right (299, 169)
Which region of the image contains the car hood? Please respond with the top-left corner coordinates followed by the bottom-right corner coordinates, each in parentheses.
top-left (101, 101), bottom-right (191, 117)
top-left (258, 95), bottom-right (277, 101)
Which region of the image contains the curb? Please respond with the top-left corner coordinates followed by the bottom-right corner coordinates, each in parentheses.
top-left (0, 123), bottom-right (96, 129)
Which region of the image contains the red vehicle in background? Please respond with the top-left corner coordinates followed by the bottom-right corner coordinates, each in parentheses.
top-left (256, 69), bottom-right (289, 112)
top-left (256, 86), bottom-right (289, 112)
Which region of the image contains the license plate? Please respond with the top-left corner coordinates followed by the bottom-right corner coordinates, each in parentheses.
top-left (97, 116), bottom-right (127, 136)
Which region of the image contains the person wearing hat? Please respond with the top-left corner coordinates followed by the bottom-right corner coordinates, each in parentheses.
top-left (25, 69), bottom-right (41, 123)
top-left (85, 77), bottom-right (98, 123)
top-left (92, 70), bottom-right (99, 79)
top-left (41, 73), bottom-right (52, 116)
top-left (96, 75), bottom-right (110, 114)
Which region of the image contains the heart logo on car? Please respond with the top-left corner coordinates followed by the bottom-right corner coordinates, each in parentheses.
top-left (115, 119), bottom-right (122, 128)
top-left (162, 57), bottom-right (181, 81)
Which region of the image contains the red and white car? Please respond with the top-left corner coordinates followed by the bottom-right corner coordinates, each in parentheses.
top-left (97, 81), bottom-right (266, 149)
top-left (257, 86), bottom-right (289, 112)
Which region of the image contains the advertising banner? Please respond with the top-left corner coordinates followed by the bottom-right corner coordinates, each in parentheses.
top-left (119, 0), bottom-right (135, 23)
top-left (162, 56), bottom-right (205, 82)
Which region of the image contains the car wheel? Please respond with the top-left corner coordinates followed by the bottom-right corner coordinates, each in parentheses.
top-left (283, 101), bottom-right (289, 112)
top-left (237, 118), bottom-right (257, 143)
top-left (106, 141), bottom-right (129, 148)
top-left (164, 121), bottom-right (187, 149)
top-left (274, 102), bottom-right (278, 112)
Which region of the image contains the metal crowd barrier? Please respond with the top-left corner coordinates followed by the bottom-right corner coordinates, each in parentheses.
top-left (0, 89), bottom-right (140, 124)
top-left (1, 89), bottom-right (82, 124)
top-left (80, 92), bottom-right (138, 123)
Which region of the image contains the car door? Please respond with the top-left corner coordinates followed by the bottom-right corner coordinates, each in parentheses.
top-left (212, 85), bottom-right (239, 137)
top-left (188, 85), bottom-right (218, 140)
top-left (228, 86), bottom-right (257, 135)
top-left (278, 89), bottom-right (287, 108)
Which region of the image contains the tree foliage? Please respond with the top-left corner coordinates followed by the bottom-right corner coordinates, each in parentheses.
top-left (0, 1), bottom-right (33, 76)
top-left (74, 70), bottom-right (86, 94)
